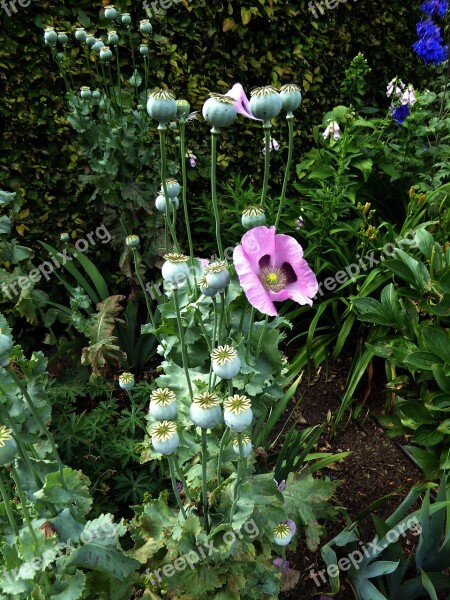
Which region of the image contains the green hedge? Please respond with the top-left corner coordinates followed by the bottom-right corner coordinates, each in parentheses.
top-left (0, 0), bottom-right (426, 249)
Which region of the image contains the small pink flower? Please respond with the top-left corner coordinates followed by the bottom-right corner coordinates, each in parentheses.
top-left (262, 138), bottom-right (280, 154)
top-left (286, 519), bottom-right (296, 536)
top-left (225, 83), bottom-right (260, 120)
top-left (233, 226), bottom-right (318, 317)
top-left (386, 78), bottom-right (405, 98)
top-left (273, 557), bottom-right (290, 572)
top-left (274, 478), bottom-right (286, 491)
top-left (401, 84), bottom-right (417, 106)
top-left (188, 152), bottom-right (197, 167)
top-left (323, 121), bottom-right (340, 140)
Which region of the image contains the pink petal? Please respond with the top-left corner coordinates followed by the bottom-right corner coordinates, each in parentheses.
top-left (226, 83), bottom-right (260, 120)
top-left (238, 226), bottom-right (276, 273)
top-left (233, 244), bottom-right (277, 316)
top-left (273, 234), bottom-right (318, 302)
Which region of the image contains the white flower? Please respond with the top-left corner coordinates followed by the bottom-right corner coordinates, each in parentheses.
top-left (262, 138), bottom-right (280, 154)
top-left (401, 84), bottom-right (417, 106)
top-left (386, 78), bottom-right (405, 98)
top-left (323, 121), bottom-right (340, 140)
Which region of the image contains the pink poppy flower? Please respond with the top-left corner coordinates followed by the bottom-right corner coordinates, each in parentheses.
top-left (225, 83), bottom-right (260, 120)
top-left (233, 226), bottom-right (318, 317)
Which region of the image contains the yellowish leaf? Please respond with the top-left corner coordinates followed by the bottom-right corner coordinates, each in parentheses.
top-left (241, 8), bottom-right (252, 25)
top-left (16, 224), bottom-right (28, 236)
top-left (222, 18), bottom-right (235, 32)
top-left (19, 208), bottom-right (29, 219)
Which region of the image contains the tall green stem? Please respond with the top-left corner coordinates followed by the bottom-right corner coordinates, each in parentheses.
top-left (179, 120), bottom-right (194, 259)
top-left (439, 43), bottom-right (450, 121)
top-left (127, 28), bottom-right (138, 106)
top-left (196, 310), bottom-right (212, 353)
top-left (115, 46), bottom-right (123, 121)
top-left (0, 471), bottom-right (19, 537)
top-left (216, 428), bottom-right (228, 488)
top-left (159, 128), bottom-right (180, 253)
top-left (210, 131), bottom-right (224, 260)
top-left (208, 297), bottom-right (219, 392)
top-left (10, 466), bottom-right (39, 548)
top-left (245, 307), bottom-right (256, 363)
top-left (218, 293), bottom-right (226, 346)
top-left (217, 379), bottom-right (233, 487)
top-left (173, 461), bottom-right (194, 502)
top-left (0, 401), bottom-right (43, 489)
top-left (201, 429), bottom-right (210, 532)
top-left (132, 248), bottom-right (155, 327)
top-left (275, 117), bottom-right (295, 229)
top-left (229, 432), bottom-right (244, 524)
top-left (6, 365), bottom-right (65, 486)
top-left (168, 455), bottom-right (186, 518)
top-left (260, 125), bottom-right (272, 209)
top-left (254, 315), bottom-right (269, 366)
top-left (173, 289), bottom-right (194, 401)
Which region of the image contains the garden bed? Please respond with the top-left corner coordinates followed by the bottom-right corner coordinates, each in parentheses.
top-left (279, 355), bottom-right (424, 599)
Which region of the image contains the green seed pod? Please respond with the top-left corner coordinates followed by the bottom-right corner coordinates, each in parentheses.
top-left (93, 39), bottom-right (105, 53)
top-left (44, 27), bottom-right (58, 46)
top-left (241, 206), bottom-right (266, 230)
top-left (108, 31), bottom-right (119, 45)
top-left (280, 84), bottom-right (302, 117)
top-left (100, 46), bottom-right (113, 61)
top-left (75, 28), bottom-right (87, 43)
top-left (176, 99), bottom-right (190, 117)
top-left (0, 437), bottom-right (18, 467)
top-left (202, 94), bottom-right (237, 130)
top-left (104, 5), bottom-right (117, 20)
top-left (249, 86), bottom-right (282, 124)
top-left (85, 34), bottom-right (96, 48)
top-left (80, 86), bottom-right (92, 99)
top-left (140, 19), bottom-right (153, 35)
top-left (147, 88), bottom-right (177, 125)
top-left (57, 32), bottom-right (69, 45)
top-left (0, 333), bottom-right (13, 367)
top-left (125, 235), bottom-right (140, 248)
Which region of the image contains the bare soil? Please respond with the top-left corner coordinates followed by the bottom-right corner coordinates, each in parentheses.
top-left (278, 355), bottom-right (424, 600)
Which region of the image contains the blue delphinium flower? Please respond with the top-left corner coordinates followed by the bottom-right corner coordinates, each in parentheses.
top-left (391, 104), bottom-right (410, 124)
top-left (421, 0), bottom-right (448, 18)
top-left (413, 21), bottom-right (448, 63)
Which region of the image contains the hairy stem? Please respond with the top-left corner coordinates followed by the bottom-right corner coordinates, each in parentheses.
top-left (275, 117), bottom-right (295, 229)
top-left (210, 132), bottom-right (224, 260)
